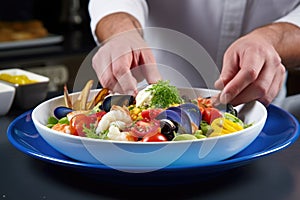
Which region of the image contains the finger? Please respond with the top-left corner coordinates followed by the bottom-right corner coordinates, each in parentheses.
top-left (215, 50), bottom-right (238, 90)
top-left (130, 50), bottom-right (146, 83)
top-left (92, 46), bottom-right (111, 81)
top-left (98, 62), bottom-right (119, 90)
top-left (257, 63), bottom-right (286, 106)
top-left (110, 81), bottom-right (126, 94)
top-left (219, 52), bottom-right (265, 104)
top-left (139, 49), bottom-right (162, 84)
top-left (131, 65), bottom-right (144, 83)
top-left (111, 54), bottom-right (138, 94)
top-left (229, 62), bottom-right (284, 106)
top-left (92, 50), bottom-right (119, 91)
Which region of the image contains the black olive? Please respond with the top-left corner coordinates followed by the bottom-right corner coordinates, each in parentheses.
top-left (226, 104), bottom-right (237, 116)
top-left (159, 119), bottom-right (178, 141)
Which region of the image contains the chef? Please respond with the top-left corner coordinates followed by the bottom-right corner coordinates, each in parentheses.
top-left (88, 0), bottom-right (300, 107)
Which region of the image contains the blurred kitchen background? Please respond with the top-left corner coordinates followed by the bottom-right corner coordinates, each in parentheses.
top-left (0, 0), bottom-right (299, 100)
top-left (0, 0), bottom-right (96, 96)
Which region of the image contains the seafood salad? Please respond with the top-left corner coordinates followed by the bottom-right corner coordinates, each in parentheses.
top-left (47, 80), bottom-right (252, 142)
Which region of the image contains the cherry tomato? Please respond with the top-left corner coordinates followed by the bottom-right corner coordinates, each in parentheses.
top-left (130, 119), bottom-right (160, 138)
top-left (202, 107), bottom-right (222, 124)
top-left (141, 132), bottom-right (167, 142)
top-left (141, 108), bottom-right (163, 121)
top-left (69, 114), bottom-right (97, 137)
top-left (199, 107), bottom-right (205, 115)
top-left (89, 111), bottom-right (106, 123)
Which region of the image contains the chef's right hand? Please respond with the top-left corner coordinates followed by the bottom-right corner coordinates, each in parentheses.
top-left (92, 13), bottom-right (161, 95)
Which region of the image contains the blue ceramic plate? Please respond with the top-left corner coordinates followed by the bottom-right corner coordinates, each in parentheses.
top-left (7, 105), bottom-right (299, 183)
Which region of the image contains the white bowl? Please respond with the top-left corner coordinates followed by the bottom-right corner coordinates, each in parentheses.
top-left (0, 82), bottom-right (15, 115)
top-left (32, 88), bottom-right (267, 171)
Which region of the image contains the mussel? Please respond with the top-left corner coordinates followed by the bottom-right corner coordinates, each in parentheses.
top-left (156, 103), bottom-right (202, 136)
top-left (178, 103), bottom-right (201, 127)
top-left (156, 109), bottom-right (192, 134)
top-left (54, 106), bottom-right (73, 119)
top-left (100, 95), bottom-right (135, 112)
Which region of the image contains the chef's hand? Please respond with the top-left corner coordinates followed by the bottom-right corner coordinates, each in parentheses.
top-left (92, 13), bottom-right (161, 95)
top-left (215, 23), bottom-right (289, 106)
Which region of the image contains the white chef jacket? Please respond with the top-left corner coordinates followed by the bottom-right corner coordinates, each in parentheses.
top-left (88, 0), bottom-right (300, 105)
top-left (89, 0), bottom-right (300, 64)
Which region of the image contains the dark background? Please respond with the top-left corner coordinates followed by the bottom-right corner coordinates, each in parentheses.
top-left (0, 0), bottom-right (90, 33)
top-left (0, 0), bottom-right (96, 94)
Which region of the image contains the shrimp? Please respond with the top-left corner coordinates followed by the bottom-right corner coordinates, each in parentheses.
top-left (107, 122), bottom-right (131, 141)
top-left (96, 105), bottom-right (132, 134)
top-left (52, 123), bottom-right (70, 134)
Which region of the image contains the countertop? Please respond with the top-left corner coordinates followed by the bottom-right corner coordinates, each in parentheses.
top-left (1, 22), bottom-right (300, 199)
top-left (1, 103), bottom-right (300, 200)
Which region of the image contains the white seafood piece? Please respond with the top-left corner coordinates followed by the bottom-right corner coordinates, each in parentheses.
top-left (107, 123), bottom-right (131, 141)
top-left (51, 124), bottom-right (71, 134)
top-left (135, 84), bottom-right (153, 107)
top-left (96, 106), bottom-right (132, 134)
top-left (110, 121), bottom-right (127, 130)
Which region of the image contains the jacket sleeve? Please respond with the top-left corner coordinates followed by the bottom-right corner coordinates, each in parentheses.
top-left (88, 0), bottom-right (148, 44)
top-left (275, 3), bottom-right (300, 27)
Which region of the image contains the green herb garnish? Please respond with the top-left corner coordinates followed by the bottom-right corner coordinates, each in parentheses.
top-left (84, 124), bottom-right (109, 139)
top-left (147, 80), bottom-right (183, 108)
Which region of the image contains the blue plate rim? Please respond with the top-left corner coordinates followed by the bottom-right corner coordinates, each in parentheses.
top-left (6, 104), bottom-right (300, 172)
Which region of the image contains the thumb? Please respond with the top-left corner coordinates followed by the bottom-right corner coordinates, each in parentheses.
top-left (215, 51), bottom-right (239, 90)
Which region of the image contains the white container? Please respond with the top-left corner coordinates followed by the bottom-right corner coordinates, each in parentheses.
top-left (0, 82), bottom-right (16, 115)
top-left (0, 68), bottom-right (49, 109)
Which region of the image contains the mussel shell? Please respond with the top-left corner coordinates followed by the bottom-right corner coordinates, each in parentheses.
top-left (54, 106), bottom-right (73, 119)
top-left (156, 109), bottom-right (192, 134)
top-left (167, 106), bottom-right (193, 134)
top-left (101, 95), bottom-right (135, 112)
top-left (178, 103), bottom-right (201, 127)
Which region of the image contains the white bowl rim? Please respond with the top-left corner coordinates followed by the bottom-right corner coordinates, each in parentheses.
top-left (0, 82), bottom-right (16, 92)
top-left (32, 88), bottom-right (268, 145)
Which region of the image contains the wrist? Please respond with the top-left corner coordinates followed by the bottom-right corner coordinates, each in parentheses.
top-left (251, 23), bottom-right (284, 47)
top-left (95, 12), bottom-right (142, 42)
top-left (252, 22), bottom-right (300, 67)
